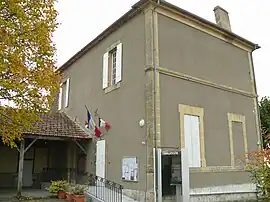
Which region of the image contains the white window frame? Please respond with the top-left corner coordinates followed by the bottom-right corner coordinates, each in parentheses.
top-left (102, 41), bottom-right (122, 90)
top-left (111, 48), bottom-right (117, 86)
top-left (64, 78), bottom-right (70, 108)
top-left (58, 87), bottom-right (63, 110)
top-left (58, 77), bottom-right (70, 110)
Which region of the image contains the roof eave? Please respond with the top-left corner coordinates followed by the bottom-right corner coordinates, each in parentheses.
top-left (57, 0), bottom-right (148, 73)
top-left (57, 0), bottom-right (259, 72)
top-left (160, 0), bottom-right (259, 50)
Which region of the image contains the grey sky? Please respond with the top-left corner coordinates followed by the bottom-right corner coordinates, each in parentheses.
top-left (54, 0), bottom-right (270, 97)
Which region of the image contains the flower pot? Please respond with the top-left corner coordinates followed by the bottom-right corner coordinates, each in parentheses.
top-left (73, 195), bottom-right (85, 202)
top-left (66, 193), bottom-right (74, 202)
top-left (58, 191), bottom-right (66, 199)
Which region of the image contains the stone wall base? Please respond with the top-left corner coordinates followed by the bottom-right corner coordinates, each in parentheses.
top-left (189, 183), bottom-right (257, 202)
top-left (123, 183), bottom-right (258, 202)
top-left (163, 192), bottom-right (257, 202)
top-left (123, 189), bottom-right (154, 202)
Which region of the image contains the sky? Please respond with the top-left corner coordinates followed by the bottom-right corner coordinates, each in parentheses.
top-left (54, 0), bottom-right (270, 97)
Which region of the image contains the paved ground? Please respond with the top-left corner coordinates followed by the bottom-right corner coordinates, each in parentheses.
top-left (0, 198), bottom-right (63, 202)
top-left (0, 189), bottom-right (60, 202)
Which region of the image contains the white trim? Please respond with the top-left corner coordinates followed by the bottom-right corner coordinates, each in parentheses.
top-left (96, 140), bottom-right (106, 178)
top-left (58, 87), bottom-right (63, 110)
top-left (115, 43), bottom-right (122, 83)
top-left (102, 52), bottom-right (109, 89)
top-left (157, 148), bottom-right (162, 202)
top-left (181, 147), bottom-right (190, 201)
top-left (65, 78), bottom-right (70, 108)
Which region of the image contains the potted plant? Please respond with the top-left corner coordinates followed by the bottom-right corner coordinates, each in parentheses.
top-left (66, 184), bottom-right (75, 202)
top-left (47, 180), bottom-right (68, 199)
top-left (73, 184), bottom-right (87, 202)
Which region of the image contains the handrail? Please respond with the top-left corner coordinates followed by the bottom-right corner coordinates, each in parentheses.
top-left (40, 168), bottom-right (124, 202)
top-left (87, 173), bottom-right (123, 202)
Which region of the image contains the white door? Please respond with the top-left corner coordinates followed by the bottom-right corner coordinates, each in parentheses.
top-left (23, 160), bottom-right (33, 187)
top-left (96, 140), bottom-right (106, 178)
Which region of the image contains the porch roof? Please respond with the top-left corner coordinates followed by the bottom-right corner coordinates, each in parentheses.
top-left (24, 112), bottom-right (91, 139)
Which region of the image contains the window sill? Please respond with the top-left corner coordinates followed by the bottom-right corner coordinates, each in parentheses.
top-left (104, 82), bottom-right (121, 94)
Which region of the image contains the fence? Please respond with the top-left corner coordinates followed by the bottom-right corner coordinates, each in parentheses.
top-left (86, 173), bottom-right (123, 202)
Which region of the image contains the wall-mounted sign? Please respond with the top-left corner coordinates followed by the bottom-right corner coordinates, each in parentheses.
top-left (162, 150), bottom-right (180, 156)
top-left (122, 157), bottom-right (138, 182)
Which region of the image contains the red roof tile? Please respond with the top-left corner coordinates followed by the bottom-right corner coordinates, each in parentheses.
top-left (25, 112), bottom-right (91, 139)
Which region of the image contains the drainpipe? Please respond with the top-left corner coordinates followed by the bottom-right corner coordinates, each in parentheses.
top-left (153, 0), bottom-right (160, 201)
top-left (250, 44), bottom-right (262, 149)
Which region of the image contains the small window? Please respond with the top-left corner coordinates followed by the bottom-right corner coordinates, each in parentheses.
top-left (58, 78), bottom-right (70, 110)
top-left (102, 43), bottom-right (122, 90)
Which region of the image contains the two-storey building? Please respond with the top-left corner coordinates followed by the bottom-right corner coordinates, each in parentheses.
top-left (56, 0), bottom-right (261, 201)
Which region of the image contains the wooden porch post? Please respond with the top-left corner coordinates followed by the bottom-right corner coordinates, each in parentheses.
top-left (16, 138), bottom-right (37, 198)
top-left (17, 140), bottom-right (25, 198)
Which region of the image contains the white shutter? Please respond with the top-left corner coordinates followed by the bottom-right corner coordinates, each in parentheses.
top-left (191, 116), bottom-right (201, 167)
top-left (102, 52), bottom-right (109, 89)
top-left (115, 43), bottom-right (122, 83)
top-left (65, 78), bottom-right (70, 108)
top-left (184, 114), bottom-right (201, 168)
top-left (96, 140), bottom-right (106, 178)
top-left (184, 115), bottom-right (193, 167)
top-left (58, 87), bottom-right (63, 110)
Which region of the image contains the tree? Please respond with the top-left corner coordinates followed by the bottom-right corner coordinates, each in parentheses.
top-left (259, 96), bottom-right (270, 148)
top-left (0, 0), bottom-right (60, 147)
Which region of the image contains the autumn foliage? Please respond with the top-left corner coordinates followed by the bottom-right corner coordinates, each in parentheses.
top-left (259, 97), bottom-right (270, 148)
top-left (246, 149), bottom-right (270, 199)
top-left (0, 0), bottom-right (60, 147)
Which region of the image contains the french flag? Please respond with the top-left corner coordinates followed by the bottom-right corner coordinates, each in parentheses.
top-left (99, 118), bottom-right (111, 131)
top-left (85, 107), bottom-right (102, 137)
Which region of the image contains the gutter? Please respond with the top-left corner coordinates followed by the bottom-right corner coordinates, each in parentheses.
top-left (249, 44), bottom-right (263, 149)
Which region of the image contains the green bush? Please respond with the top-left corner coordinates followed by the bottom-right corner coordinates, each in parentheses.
top-left (47, 180), bottom-right (68, 193)
top-left (73, 184), bottom-right (87, 195)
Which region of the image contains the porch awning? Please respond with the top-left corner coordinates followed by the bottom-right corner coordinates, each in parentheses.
top-left (24, 111), bottom-right (91, 139)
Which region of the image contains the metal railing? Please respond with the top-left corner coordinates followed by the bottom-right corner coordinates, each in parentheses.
top-left (86, 173), bottom-right (123, 202)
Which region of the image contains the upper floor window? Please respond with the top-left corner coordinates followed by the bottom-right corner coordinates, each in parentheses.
top-left (110, 48), bottom-right (117, 85)
top-left (102, 42), bottom-right (122, 90)
top-left (58, 78), bottom-right (70, 110)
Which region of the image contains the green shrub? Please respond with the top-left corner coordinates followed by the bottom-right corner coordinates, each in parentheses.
top-left (73, 184), bottom-right (87, 195)
top-left (47, 180), bottom-right (68, 193)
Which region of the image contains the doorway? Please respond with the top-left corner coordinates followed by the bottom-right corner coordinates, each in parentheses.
top-left (162, 155), bottom-right (176, 196)
top-left (22, 160), bottom-right (33, 187)
top-left (22, 147), bottom-right (34, 187)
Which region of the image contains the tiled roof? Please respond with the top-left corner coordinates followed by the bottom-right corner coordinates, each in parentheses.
top-left (25, 112), bottom-right (91, 139)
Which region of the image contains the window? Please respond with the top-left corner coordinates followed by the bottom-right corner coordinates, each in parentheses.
top-left (102, 42), bottom-right (122, 90)
top-left (58, 78), bottom-right (70, 110)
top-left (184, 114), bottom-right (201, 168)
top-left (109, 48), bottom-right (117, 85)
top-left (178, 104), bottom-right (206, 168)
